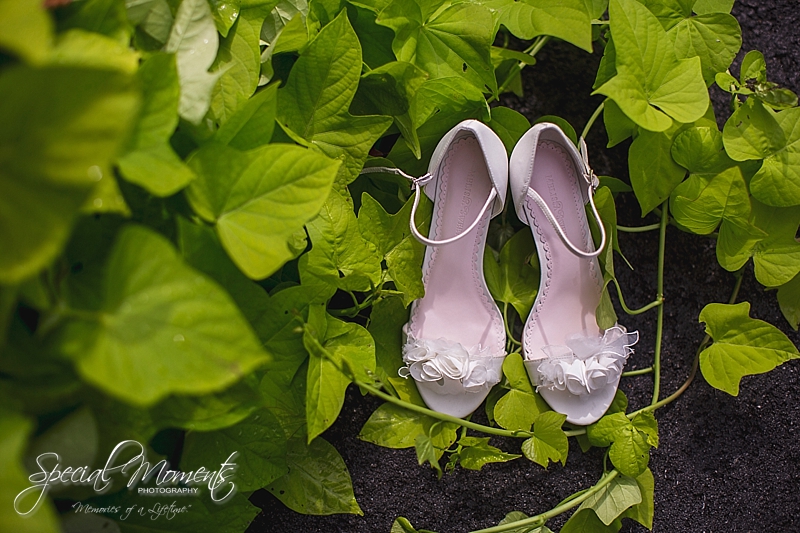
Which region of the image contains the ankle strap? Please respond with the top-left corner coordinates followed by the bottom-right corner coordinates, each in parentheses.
top-left (361, 166), bottom-right (497, 247)
top-left (524, 139), bottom-right (607, 259)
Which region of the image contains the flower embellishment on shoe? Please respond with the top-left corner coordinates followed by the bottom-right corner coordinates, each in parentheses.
top-left (533, 326), bottom-right (639, 396)
top-left (399, 329), bottom-right (503, 395)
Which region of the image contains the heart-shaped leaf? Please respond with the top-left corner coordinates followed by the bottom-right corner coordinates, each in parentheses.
top-left (699, 302), bottom-right (800, 395)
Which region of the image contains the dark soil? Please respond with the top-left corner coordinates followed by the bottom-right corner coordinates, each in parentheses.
top-left (248, 2), bottom-right (800, 531)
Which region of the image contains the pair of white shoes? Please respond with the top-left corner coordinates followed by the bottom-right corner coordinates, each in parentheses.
top-left (379, 120), bottom-right (638, 426)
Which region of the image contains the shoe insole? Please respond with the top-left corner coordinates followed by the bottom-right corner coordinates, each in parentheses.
top-left (409, 136), bottom-right (503, 355)
top-left (522, 139), bottom-right (603, 361)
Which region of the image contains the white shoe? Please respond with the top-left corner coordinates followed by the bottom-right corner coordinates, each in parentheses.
top-left (390, 120), bottom-right (509, 418)
top-left (509, 123), bottom-right (638, 426)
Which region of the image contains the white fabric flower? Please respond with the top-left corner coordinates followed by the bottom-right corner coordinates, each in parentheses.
top-left (534, 325), bottom-right (639, 396)
top-left (399, 330), bottom-right (504, 395)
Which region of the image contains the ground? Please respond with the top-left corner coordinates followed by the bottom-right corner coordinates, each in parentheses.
top-left (248, 1), bottom-right (800, 531)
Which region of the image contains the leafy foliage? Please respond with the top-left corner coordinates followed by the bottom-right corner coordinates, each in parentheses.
top-left (0, 0), bottom-right (797, 532)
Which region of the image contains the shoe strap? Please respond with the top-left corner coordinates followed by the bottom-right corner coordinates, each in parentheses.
top-left (524, 138), bottom-right (607, 259)
top-left (361, 166), bottom-right (497, 247)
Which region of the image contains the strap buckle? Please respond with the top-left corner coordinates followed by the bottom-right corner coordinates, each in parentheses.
top-left (578, 137), bottom-right (599, 192)
top-left (361, 166), bottom-right (433, 191)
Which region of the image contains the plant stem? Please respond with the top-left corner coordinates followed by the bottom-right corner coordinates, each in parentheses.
top-left (623, 367), bottom-right (653, 377)
top-left (611, 279), bottom-right (663, 315)
top-left (492, 36), bottom-right (551, 103)
top-left (527, 35), bottom-right (551, 57)
top-left (581, 101), bottom-right (605, 140)
top-left (631, 263), bottom-right (744, 418)
top-left (357, 380), bottom-right (534, 439)
top-left (617, 223), bottom-right (662, 233)
top-left (503, 303), bottom-right (521, 347)
top-left (468, 470), bottom-right (620, 533)
top-left (650, 200), bottom-right (669, 406)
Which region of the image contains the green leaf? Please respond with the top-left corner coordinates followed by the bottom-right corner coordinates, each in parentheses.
top-left (608, 426), bottom-right (649, 477)
top-left (303, 309), bottom-right (376, 441)
top-left (186, 142), bottom-right (339, 279)
top-left (603, 99), bottom-right (636, 148)
top-left (267, 436), bottom-right (363, 515)
top-left (631, 411), bottom-right (659, 447)
top-left (50, 29), bottom-right (139, 73)
top-left (359, 402), bottom-right (458, 455)
top-left (368, 296), bottom-right (409, 384)
top-left (521, 411), bottom-right (568, 468)
top-left (388, 76), bottom-right (487, 175)
top-left (415, 433), bottom-right (443, 476)
top-left (181, 408), bottom-right (288, 491)
top-left (165, 0), bottom-right (221, 124)
top-left (260, 364), bottom-right (308, 438)
top-left (208, 0), bottom-right (242, 37)
top-left (358, 192), bottom-right (420, 257)
top-left (0, 409), bottom-right (59, 532)
top-left (261, 0), bottom-right (309, 47)
top-left (127, 0), bottom-right (174, 44)
top-left (489, 107), bottom-right (532, 156)
top-left (54, 225), bottom-right (270, 406)
top-left (350, 4), bottom-right (396, 69)
top-left (628, 127), bottom-right (686, 215)
top-left (586, 412), bottom-right (650, 477)
top-left (214, 83), bottom-right (278, 150)
top-left (668, 12), bottom-right (741, 85)
top-left (210, 6), bottom-right (268, 124)
top-left (278, 12), bottom-right (392, 189)
top-left (484, 230), bottom-right (540, 319)
top-left (26, 406), bottom-right (99, 479)
top-left (456, 436), bottom-right (521, 470)
top-left (0, 286), bottom-right (15, 347)
top-left (777, 273), bottom-right (800, 330)
top-left (493, 511), bottom-right (553, 533)
top-left (671, 126), bottom-right (735, 173)
top-left (670, 166), bottom-right (751, 234)
top-left (254, 285), bottom-right (321, 383)
top-left (153, 376), bottom-right (264, 431)
top-left (620, 468), bottom-right (655, 529)
top-left (489, 0), bottom-right (594, 53)
top-left (561, 509), bottom-right (621, 533)
top-left (392, 517), bottom-right (420, 533)
top-left (637, 0), bottom-right (692, 29)
top-left (699, 302), bottom-right (800, 395)
top-left (355, 61), bottom-right (428, 159)
top-left (494, 353), bottom-right (550, 432)
top-left (378, 0), bottom-right (497, 94)
top-left (750, 201), bottom-right (800, 287)
top-left (577, 474), bottom-right (641, 525)
top-left (176, 217), bottom-right (270, 325)
top-left (117, 53), bottom-right (196, 196)
top-left (300, 189), bottom-right (383, 293)
top-left (387, 236), bottom-right (427, 306)
top-left (594, 0), bottom-right (708, 131)
top-left (0, 66), bottom-right (139, 285)
top-left (0, 0), bottom-right (53, 64)
top-left (693, 0), bottom-right (734, 14)
top-left (594, 37), bottom-right (617, 90)
top-left (715, 217), bottom-right (768, 272)
top-left (722, 97), bottom-right (784, 162)
top-left (740, 49), bottom-right (767, 84)
top-left (57, 0), bottom-right (130, 42)
top-left (588, 185), bottom-right (622, 330)
top-left (360, 402), bottom-right (426, 448)
top-left (748, 108), bottom-right (800, 207)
